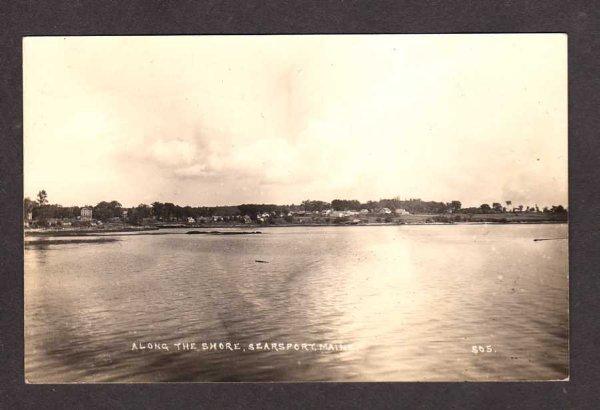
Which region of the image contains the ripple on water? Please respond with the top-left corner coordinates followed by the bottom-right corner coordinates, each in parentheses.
top-left (25, 224), bottom-right (568, 382)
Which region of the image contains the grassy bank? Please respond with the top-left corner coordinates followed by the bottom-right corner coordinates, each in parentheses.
top-left (26, 212), bottom-right (566, 236)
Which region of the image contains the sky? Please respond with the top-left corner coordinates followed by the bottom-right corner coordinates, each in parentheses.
top-left (23, 34), bottom-right (567, 208)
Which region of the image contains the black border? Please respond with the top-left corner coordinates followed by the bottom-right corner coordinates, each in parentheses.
top-left (2, 1), bottom-right (600, 408)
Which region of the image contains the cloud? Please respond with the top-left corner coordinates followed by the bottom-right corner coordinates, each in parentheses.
top-left (173, 164), bottom-right (214, 178)
top-left (149, 139), bottom-right (197, 167)
top-left (24, 35), bottom-right (567, 207)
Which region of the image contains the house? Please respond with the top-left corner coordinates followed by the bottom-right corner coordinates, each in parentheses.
top-left (81, 207), bottom-right (93, 221)
top-left (330, 210), bottom-right (346, 218)
top-left (242, 215), bottom-right (252, 224)
top-left (378, 208), bottom-right (392, 214)
top-left (121, 210), bottom-right (128, 219)
top-left (330, 210), bottom-right (359, 218)
top-left (187, 217), bottom-right (195, 224)
top-left (359, 209), bottom-right (369, 214)
top-left (394, 208), bottom-right (410, 215)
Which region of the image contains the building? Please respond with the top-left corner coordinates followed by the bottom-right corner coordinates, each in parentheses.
top-left (81, 207), bottom-right (93, 221)
top-left (378, 208), bottom-right (392, 214)
top-left (394, 208), bottom-right (410, 215)
top-left (187, 217), bottom-right (195, 224)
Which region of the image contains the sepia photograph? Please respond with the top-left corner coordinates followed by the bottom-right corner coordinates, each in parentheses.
top-left (23, 34), bottom-right (568, 383)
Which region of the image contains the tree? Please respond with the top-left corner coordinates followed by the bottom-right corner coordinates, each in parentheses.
top-left (162, 203), bottom-right (176, 221)
top-left (301, 200), bottom-right (330, 212)
top-left (450, 200), bottom-right (462, 212)
top-left (492, 202), bottom-right (503, 212)
top-left (331, 199), bottom-right (361, 211)
top-left (128, 204), bottom-right (152, 224)
top-left (37, 190), bottom-right (48, 205)
top-left (151, 202), bottom-right (164, 220)
top-left (93, 200), bottom-right (123, 221)
top-left (480, 204), bottom-right (492, 213)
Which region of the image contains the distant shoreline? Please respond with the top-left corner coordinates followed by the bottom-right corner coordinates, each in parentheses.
top-left (24, 219), bottom-right (567, 237)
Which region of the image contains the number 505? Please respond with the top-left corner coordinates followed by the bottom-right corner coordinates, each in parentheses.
top-left (472, 345), bottom-right (495, 354)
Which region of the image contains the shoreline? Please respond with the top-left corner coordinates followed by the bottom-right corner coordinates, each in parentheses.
top-left (24, 220), bottom-right (567, 237)
top-left (24, 238), bottom-right (120, 246)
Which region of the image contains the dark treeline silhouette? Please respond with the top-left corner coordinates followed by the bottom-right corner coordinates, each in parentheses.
top-left (24, 190), bottom-right (568, 225)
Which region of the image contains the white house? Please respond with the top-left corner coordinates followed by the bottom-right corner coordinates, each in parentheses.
top-left (379, 208), bottom-right (392, 214)
top-left (187, 217), bottom-right (195, 224)
top-left (81, 207), bottom-right (93, 221)
top-left (394, 208), bottom-right (410, 215)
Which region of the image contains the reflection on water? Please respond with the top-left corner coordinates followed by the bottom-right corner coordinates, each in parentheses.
top-left (25, 224), bottom-right (568, 382)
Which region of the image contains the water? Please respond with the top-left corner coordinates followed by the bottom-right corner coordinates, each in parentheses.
top-left (24, 224), bottom-right (568, 382)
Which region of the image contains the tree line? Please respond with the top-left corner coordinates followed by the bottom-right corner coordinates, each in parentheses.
top-left (24, 189), bottom-right (568, 225)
